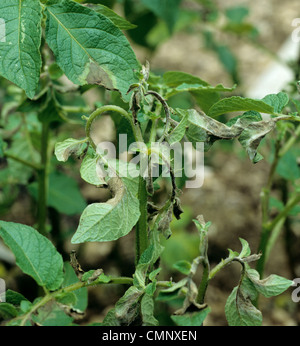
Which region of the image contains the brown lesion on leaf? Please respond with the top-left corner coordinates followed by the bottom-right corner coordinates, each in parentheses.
top-left (83, 60), bottom-right (118, 92)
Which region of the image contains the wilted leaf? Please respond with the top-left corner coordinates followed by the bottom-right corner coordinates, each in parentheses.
top-left (55, 138), bottom-right (88, 162)
top-left (246, 269), bottom-right (293, 298)
top-left (141, 293), bottom-right (159, 326)
top-left (72, 175), bottom-right (140, 243)
top-left (225, 286), bottom-right (262, 326)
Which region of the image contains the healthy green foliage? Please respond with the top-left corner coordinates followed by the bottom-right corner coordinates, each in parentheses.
top-left (0, 221), bottom-right (64, 291)
top-left (0, 0), bottom-right (42, 98)
top-left (45, 0), bottom-right (140, 100)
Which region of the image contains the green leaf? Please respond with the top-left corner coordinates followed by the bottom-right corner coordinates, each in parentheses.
top-left (167, 112), bottom-right (189, 145)
top-left (32, 302), bottom-right (74, 326)
top-left (163, 71), bottom-right (209, 88)
top-left (0, 303), bottom-right (18, 320)
top-left (5, 289), bottom-right (28, 306)
top-left (0, 0), bottom-right (42, 98)
top-left (173, 260), bottom-right (192, 275)
top-left (28, 171), bottom-right (87, 215)
top-left (262, 92), bottom-right (289, 113)
top-left (0, 221), bottom-right (64, 291)
top-left (246, 269), bottom-right (293, 298)
top-left (71, 176), bottom-right (140, 243)
top-left (238, 238), bottom-right (251, 258)
top-left (225, 6), bottom-right (249, 24)
top-left (276, 149), bottom-right (300, 181)
top-left (54, 138), bottom-right (88, 162)
top-left (45, 0), bottom-right (140, 101)
top-left (141, 0), bottom-right (182, 33)
top-left (171, 307), bottom-right (211, 326)
top-left (225, 286), bottom-right (262, 326)
top-left (101, 308), bottom-right (120, 326)
top-left (80, 153), bottom-right (106, 186)
top-left (86, 4), bottom-right (137, 30)
top-left (141, 293), bottom-right (159, 326)
top-left (207, 96), bottom-right (274, 117)
top-left (149, 268), bottom-right (161, 282)
top-left (0, 137), bottom-right (7, 158)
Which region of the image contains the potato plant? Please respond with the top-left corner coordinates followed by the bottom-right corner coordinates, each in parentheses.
top-left (0, 0), bottom-right (299, 326)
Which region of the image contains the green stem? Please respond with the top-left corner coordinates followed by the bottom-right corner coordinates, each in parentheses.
top-left (37, 122), bottom-right (50, 236)
top-left (257, 192), bottom-right (300, 277)
top-left (196, 259), bottom-right (209, 305)
top-left (85, 105), bottom-right (143, 150)
top-left (256, 124), bottom-right (300, 277)
top-left (4, 152), bottom-right (42, 171)
top-left (135, 175), bottom-right (148, 264)
top-left (19, 275), bottom-right (134, 326)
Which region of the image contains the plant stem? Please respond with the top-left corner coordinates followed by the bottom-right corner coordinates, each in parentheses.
top-left (135, 175), bottom-right (148, 264)
top-left (4, 152), bottom-right (43, 171)
top-left (196, 259), bottom-right (209, 305)
top-left (256, 124), bottom-right (300, 277)
top-left (257, 191), bottom-right (300, 277)
top-left (85, 105), bottom-right (143, 150)
top-left (146, 91), bottom-right (171, 143)
top-left (19, 275), bottom-right (134, 326)
top-left (37, 121), bottom-right (50, 236)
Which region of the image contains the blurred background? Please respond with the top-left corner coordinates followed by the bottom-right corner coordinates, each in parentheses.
top-left (0, 0), bottom-right (300, 326)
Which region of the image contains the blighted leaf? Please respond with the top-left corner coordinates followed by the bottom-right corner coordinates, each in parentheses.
top-left (55, 138), bottom-right (88, 162)
top-left (157, 205), bottom-right (173, 239)
top-left (167, 111), bottom-right (188, 145)
top-left (237, 119), bottom-right (276, 163)
top-left (171, 306), bottom-right (211, 326)
top-left (246, 269), bottom-right (293, 298)
top-left (0, 0), bottom-right (42, 98)
top-left (62, 263), bottom-right (88, 312)
top-left (80, 153), bottom-right (106, 186)
top-left (71, 176), bottom-right (140, 243)
top-left (141, 293), bottom-right (159, 326)
top-left (176, 108), bottom-right (286, 163)
top-left (225, 286), bottom-right (262, 326)
top-left (114, 286), bottom-right (143, 325)
top-left (45, 0), bottom-right (140, 101)
top-left (32, 302), bottom-right (73, 326)
top-left (0, 221), bottom-right (64, 291)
